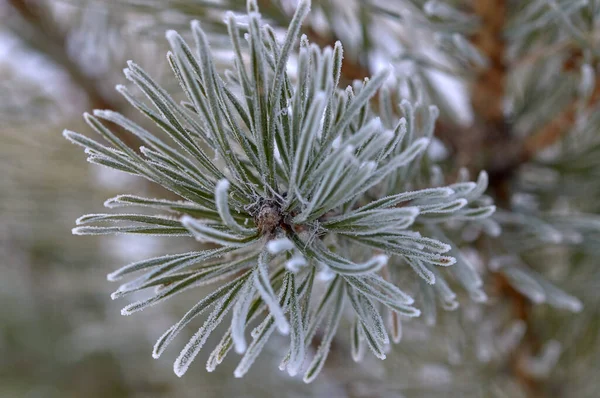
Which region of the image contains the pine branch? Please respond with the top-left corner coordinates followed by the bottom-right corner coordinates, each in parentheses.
top-left (51, 0), bottom-right (593, 391)
top-left (471, 0), bottom-right (507, 125)
top-left (460, 2), bottom-right (599, 396)
top-left (465, 1), bottom-right (546, 395)
top-left (523, 67), bottom-right (600, 162)
top-left (496, 274), bottom-right (544, 398)
top-left (63, 0), bottom-right (496, 382)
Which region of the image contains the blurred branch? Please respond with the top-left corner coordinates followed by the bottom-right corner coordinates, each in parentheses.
top-left (467, 2), bottom-right (546, 396)
top-left (434, 0), bottom-right (513, 179)
top-left (523, 65), bottom-right (600, 163)
top-left (471, 0), bottom-right (507, 125)
top-left (438, 1), bottom-right (588, 188)
top-left (6, 0), bottom-right (115, 110)
top-left (495, 273), bottom-right (546, 398)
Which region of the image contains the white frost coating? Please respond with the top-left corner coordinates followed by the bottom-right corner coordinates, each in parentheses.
top-left (580, 63), bottom-right (595, 97)
top-left (107, 254), bottom-right (167, 281)
top-left (254, 253), bottom-right (290, 335)
top-left (419, 198), bottom-right (468, 214)
top-left (165, 29), bottom-right (179, 42)
top-left (216, 178), bottom-right (230, 191)
top-left (205, 336), bottom-right (227, 372)
top-left (174, 328), bottom-right (210, 377)
top-left (372, 254), bottom-right (389, 268)
top-left (285, 256), bottom-right (307, 272)
top-left (266, 238), bottom-right (295, 254)
top-left (181, 215), bottom-right (250, 247)
top-left (215, 179), bottom-right (256, 235)
top-left (331, 135), bottom-right (342, 149)
top-left (357, 292), bottom-right (389, 346)
top-left (317, 266), bottom-right (336, 281)
top-left (231, 278), bottom-right (256, 354)
top-left (303, 285), bottom-right (344, 383)
top-left (234, 317), bottom-right (277, 378)
top-left (285, 276), bottom-right (305, 376)
top-left (427, 137), bottom-right (449, 162)
top-left (408, 258), bottom-right (435, 285)
top-left (173, 289), bottom-right (237, 377)
top-left (152, 327), bottom-right (175, 359)
top-left (71, 227), bottom-right (87, 235)
top-left (363, 274), bottom-right (415, 305)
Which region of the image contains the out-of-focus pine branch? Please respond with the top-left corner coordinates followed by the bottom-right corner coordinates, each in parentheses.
top-left (6, 0), bottom-right (115, 110)
top-left (522, 70), bottom-right (600, 162)
top-left (463, 1), bottom-right (550, 396)
top-left (462, 1), bottom-right (599, 397)
top-left (471, 0), bottom-right (507, 125)
top-left (436, 0), bottom-right (515, 180)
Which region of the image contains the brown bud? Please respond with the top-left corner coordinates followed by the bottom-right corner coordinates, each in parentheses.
top-left (256, 202), bottom-right (282, 235)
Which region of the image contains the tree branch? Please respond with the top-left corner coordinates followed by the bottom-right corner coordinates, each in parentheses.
top-left (466, 2), bottom-right (548, 396)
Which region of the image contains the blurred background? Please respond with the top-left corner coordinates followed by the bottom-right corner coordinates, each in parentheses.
top-left (1, 1), bottom-right (600, 397)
